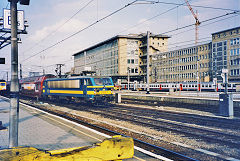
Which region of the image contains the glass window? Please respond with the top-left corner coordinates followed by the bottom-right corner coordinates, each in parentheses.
top-left (94, 78), bottom-right (112, 85)
top-left (131, 68), bottom-right (134, 73)
top-left (127, 59), bottom-right (130, 64)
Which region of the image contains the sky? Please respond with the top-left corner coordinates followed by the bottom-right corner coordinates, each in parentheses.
top-left (0, 0), bottom-right (240, 80)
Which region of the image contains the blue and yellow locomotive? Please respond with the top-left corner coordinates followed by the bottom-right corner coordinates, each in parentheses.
top-left (42, 76), bottom-right (114, 104)
top-left (0, 80), bottom-right (7, 96)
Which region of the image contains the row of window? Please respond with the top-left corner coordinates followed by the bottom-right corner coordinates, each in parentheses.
top-left (213, 29), bottom-right (239, 39)
top-left (127, 59), bottom-right (138, 64)
top-left (128, 68), bottom-right (138, 74)
top-left (230, 59), bottom-right (240, 66)
top-left (158, 72), bottom-right (209, 80)
top-left (230, 48), bottom-right (240, 56)
top-left (230, 38), bottom-right (240, 45)
top-left (152, 42), bottom-right (164, 46)
top-left (158, 62), bottom-right (210, 73)
top-left (230, 69), bottom-right (240, 76)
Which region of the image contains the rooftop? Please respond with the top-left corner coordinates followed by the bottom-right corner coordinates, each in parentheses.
top-left (212, 26), bottom-right (240, 35)
top-left (73, 33), bottom-right (170, 56)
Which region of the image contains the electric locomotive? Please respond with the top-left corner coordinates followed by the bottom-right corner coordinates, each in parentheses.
top-left (43, 76), bottom-right (114, 104)
top-left (0, 80), bottom-right (7, 95)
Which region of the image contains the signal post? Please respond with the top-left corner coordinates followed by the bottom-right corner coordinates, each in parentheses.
top-left (8, 0), bottom-right (30, 148)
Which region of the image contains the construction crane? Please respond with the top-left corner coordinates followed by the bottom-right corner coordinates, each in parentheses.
top-left (184, 0), bottom-right (201, 44)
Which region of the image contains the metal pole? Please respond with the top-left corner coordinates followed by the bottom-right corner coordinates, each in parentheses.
top-left (9, 0), bottom-right (19, 148)
top-left (146, 31), bottom-right (150, 94)
top-left (84, 51), bottom-right (86, 68)
top-left (20, 64), bottom-right (22, 79)
top-left (196, 56), bottom-right (199, 94)
top-left (224, 73), bottom-right (227, 94)
top-left (127, 67), bottom-right (130, 90)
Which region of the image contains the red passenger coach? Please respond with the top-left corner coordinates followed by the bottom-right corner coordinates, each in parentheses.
top-left (20, 74), bottom-right (55, 100)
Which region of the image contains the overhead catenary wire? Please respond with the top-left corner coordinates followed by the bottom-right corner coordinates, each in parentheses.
top-left (116, 0), bottom-right (189, 35)
top-left (19, 1), bottom-right (239, 74)
top-left (21, 0), bottom-right (138, 63)
top-left (160, 11), bottom-right (239, 35)
top-left (21, 0), bottom-right (95, 56)
top-left (32, 12), bottom-right (239, 72)
top-left (169, 14), bottom-right (239, 38)
top-left (137, 0), bottom-right (240, 12)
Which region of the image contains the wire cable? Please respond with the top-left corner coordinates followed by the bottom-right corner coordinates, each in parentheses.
top-left (169, 14), bottom-right (239, 38)
top-left (160, 11), bottom-right (239, 35)
top-left (21, 0), bottom-right (95, 55)
top-left (21, 0), bottom-right (138, 63)
top-left (116, 0), bottom-right (188, 35)
top-left (138, 0), bottom-right (240, 12)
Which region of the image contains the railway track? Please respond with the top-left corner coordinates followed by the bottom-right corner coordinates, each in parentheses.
top-left (18, 97), bottom-right (240, 160)
top-left (116, 105), bottom-right (240, 133)
top-left (87, 107), bottom-right (240, 148)
top-left (122, 97), bottom-right (240, 117)
top-left (19, 99), bottom-right (196, 161)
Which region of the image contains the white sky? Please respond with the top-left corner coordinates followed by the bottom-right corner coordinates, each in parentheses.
top-left (0, 0), bottom-right (240, 79)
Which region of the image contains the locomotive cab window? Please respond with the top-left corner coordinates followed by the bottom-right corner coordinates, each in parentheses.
top-left (0, 83), bottom-right (5, 86)
top-left (94, 78), bottom-right (112, 85)
top-left (84, 79), bottom-right (92, 86)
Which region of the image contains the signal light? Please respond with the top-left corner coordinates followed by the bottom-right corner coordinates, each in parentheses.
top-left (0, 58), bottom-right (5, 64)
top-left (20, 0), bottom-right (30, 5)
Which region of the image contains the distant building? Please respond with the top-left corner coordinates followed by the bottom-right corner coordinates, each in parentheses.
top-left (73, 27), bottom-right (240, 84)
top-left (153, 26), bottom-right (240, 83)
top-left (152, 42), bottom-right (212, 83)
top-left (211, 26), bottom-right (240, 82)
top-left (73, 33), bottom-right (170, 82)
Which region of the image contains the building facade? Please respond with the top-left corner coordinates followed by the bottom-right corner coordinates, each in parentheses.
top-left (153, 26), bottom-right (240, 83)
top-left (152, 42), bottom-right (212, 83)
top-left (73, 27), bottom-right (240, 84)
top-left (211, 27), bottom-right (240, 82)
top-left (73, 33), bottom-right (170, 83)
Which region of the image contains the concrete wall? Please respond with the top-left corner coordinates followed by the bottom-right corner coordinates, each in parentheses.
top-left (121, 94), bottom-right (240, 108)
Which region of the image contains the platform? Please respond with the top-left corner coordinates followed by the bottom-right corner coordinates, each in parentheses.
top-left (0, 97), bottom-right (160, 161)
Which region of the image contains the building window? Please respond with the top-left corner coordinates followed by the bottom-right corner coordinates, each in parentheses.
top-left (131, 68), bottom-right (134, 73)
top-left (130, 59), bottom-right (134, 64)
top-left (135, 68), bottom-right (138, 73)
top-left (127, 59), bottom-right (130, 64)
top-left (135, 59), bottom-right (138, 64)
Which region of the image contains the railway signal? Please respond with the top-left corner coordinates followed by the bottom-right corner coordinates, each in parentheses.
top-left (0, 58), bottom-right (5, 64)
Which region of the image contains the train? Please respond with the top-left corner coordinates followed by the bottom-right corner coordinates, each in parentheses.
top-left (42, 76), bottom-right (115, 104)
top-left (5, 75), bottom-right (115, 105)
top-left (0, 80), bottom-right (7, 95)
top-left (120, 82), bottom-right (238, 92)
